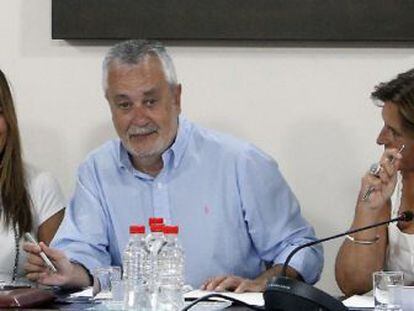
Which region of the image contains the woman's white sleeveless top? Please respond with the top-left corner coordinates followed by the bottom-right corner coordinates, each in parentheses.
top-left (386, 174), bottom-right (414, 284)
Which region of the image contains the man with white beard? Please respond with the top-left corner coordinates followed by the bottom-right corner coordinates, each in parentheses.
top-left (24, 40), bottom-right (323, 292)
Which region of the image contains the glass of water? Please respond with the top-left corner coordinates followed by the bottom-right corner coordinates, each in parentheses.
top-left (93, 266), bottom-right (122, 298)
top-left (373, 271), bottom-right (403, 311)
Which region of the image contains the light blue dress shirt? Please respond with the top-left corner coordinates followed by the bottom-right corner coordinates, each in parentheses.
top-left (52, 117), bottom-right (323, 287)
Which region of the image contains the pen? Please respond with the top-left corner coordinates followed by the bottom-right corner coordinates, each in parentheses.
top-left (24, 232), bottom-right (58, 273)
top-left (391, 144), bottom-right (406, 164)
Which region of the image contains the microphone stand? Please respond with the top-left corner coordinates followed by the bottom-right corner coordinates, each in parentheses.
top-left (264, 211), bottom-right (413, 311)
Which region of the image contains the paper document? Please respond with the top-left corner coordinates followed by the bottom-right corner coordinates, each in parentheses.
top-left (69, 287), bottom-right (93, 298)
top-left (69, 287), bottom-right (112, 300)
top-left (342, 295), bottom-right (374, 309)
top-left (184, 289), bottom-right (264, 306)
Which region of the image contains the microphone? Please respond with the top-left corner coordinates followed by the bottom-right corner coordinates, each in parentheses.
top-left (264, 211), bottom-right (413, 311)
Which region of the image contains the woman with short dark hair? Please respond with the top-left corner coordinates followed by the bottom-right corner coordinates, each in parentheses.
top-left (336, 68), bottom-right (414, 296)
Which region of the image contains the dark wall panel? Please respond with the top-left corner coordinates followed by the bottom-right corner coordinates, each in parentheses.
top-left (52, 0), bottom-right (414, 43)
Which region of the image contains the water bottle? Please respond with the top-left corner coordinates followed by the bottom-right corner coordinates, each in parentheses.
top-left (123, 225), bottom-right (151, 310)
top-left (157, 225), bottom-right (185, 311)
top-left (122, 225), bottom-right (142, 281)
top-left (146, 222), bottom-right (165, 256)
top-left (146, 218), bottom-right (165, 285)
top-left (146, 217), bottom-right (165, 277)
top-left (146, 221), bottom-right (165, 309)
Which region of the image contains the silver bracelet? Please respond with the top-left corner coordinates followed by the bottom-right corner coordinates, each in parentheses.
top-left (345, 234), bottom-right (380, 245)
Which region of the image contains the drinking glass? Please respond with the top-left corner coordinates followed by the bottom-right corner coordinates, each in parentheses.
top-left (92, 266), bottom-right (122, 298)
top-left (373, 271), bottom-right (403, 311)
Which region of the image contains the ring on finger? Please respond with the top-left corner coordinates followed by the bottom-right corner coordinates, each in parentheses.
top-left (369, 163), bottom-right (382, 177)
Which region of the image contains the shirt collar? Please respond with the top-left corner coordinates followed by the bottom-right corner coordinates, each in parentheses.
top-left (116, 115), bottom-right (192, 173)
top-left (169, 115), bottom-right (191, 169)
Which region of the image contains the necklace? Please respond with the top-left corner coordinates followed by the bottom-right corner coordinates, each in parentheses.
top-left (11, 224), bottom-right (20, 282)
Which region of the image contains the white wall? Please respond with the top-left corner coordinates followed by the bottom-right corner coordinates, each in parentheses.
top-left (2, 0), bottom-right (414, 294)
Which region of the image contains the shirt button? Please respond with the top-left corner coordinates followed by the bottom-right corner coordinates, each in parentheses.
top-left (157, 182), bottom-right (163, 189)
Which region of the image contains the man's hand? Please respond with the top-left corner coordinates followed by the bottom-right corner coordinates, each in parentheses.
top-left (200, 265), bottom-right (301, 293)
top-left (23, 241), bottom-right (90, 288)
top-left (201, 275), bottom-right (268, 293)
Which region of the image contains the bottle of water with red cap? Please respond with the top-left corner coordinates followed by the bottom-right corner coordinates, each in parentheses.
top-left (122, 225), bottom-right (151, 310)
top-left (146, 218), bottom-right (165, 265)
top-left (157, 225), bottom-right (185, 311)
top-left (146, 218), bottom-right (165, 309)
top-left (146, 218), bottom-right (165, 279)
top-left (146, 221), bottom-right (165, 256)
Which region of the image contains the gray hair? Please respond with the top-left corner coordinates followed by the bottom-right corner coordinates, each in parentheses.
top-left (102, 39), bottom-right (178, 90)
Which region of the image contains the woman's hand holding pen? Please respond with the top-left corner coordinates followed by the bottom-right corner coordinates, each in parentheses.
top-left (24, 242), bottom-right (92, 288)
top-left (359, 146), bottom-right (403, 209)
top-left (23, 241), bottom-right (73, 286)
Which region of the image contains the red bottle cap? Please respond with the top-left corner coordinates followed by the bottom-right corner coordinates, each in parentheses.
top-left (129, 225), bottom-right (145, 234)
top-left (150, 224), bottom-right (165, 232)
top-left (163, 225), bottom-right (179, 235)
top-left (149, 217), bottom-right (164, 226)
